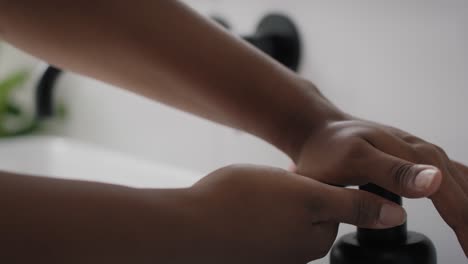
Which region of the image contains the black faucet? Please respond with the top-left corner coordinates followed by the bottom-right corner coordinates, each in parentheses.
top-left (35, 65), bottom-right (63, 120)
top-left (242, 14), bottom-right (302, 72)
top-left (214, 13), bottom-right (302, 72)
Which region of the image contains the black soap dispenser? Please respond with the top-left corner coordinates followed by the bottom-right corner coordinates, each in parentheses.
top-left (330, 184), bottom-right (437, 264)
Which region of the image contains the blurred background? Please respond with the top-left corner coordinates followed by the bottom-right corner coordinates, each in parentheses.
top-left (0, 0), bottom-right (467, 263)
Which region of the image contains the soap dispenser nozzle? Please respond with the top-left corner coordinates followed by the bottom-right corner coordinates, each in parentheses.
top-left (330, 184), bottom-right (437, 264)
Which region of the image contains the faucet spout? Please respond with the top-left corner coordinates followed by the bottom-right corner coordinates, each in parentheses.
top-left (36, 66), bottom-right (62, 120)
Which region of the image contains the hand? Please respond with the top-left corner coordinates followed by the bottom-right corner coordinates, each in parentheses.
top-left (370, 129), bottom-right (468, 256)
top-left (294, 118), bottom-right (467, 256)
top-left (450, 161), bottom-right (468, 255)
top-left (187, 165), bottom-right (406, 264)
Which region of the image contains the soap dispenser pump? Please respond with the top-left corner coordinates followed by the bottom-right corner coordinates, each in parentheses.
top-left (330, 184), bottom-right (437, 264)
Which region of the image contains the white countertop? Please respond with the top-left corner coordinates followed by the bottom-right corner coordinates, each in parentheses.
top-left (0, 135), bottom-right (202, 188)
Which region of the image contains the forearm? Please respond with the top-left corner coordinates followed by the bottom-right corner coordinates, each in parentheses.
top-left (0, 0), bottom-right (343, 158)
top-left (0, 170), bottom-right (197, 263)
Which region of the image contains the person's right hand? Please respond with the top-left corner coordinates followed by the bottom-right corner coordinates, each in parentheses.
top-left (293, 118), bottom-right (467, 257)
top-left (368, 130), bottom-right (468, 256)
top-left (451, 161), bottom-right (468, 255)
top-left (186, 164), bottom-right (406, 264)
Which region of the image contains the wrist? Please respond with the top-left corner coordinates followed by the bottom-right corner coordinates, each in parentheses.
top-left (271, 77), bottom-right (348, 161)
top-left (128, 187), bottom-right (201, 264)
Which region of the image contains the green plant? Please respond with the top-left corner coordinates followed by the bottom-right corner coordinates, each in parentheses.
top-left (0, 70), bottom-right (39, 137)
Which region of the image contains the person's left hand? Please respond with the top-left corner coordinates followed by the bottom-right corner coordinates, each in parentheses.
top-left (187, 164), bottom-right (406, 264)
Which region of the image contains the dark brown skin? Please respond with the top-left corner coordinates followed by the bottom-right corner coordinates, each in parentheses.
top-left (0, 166), bottom-right (405, 263)
top-left (0, 171), bottom-right (192, 263)
top-left (0, 0), bottom-right (466, 261)
top-left (185, 165), bottom-right (406, 263)
top-left (294, 115), bottom-right (468, 256)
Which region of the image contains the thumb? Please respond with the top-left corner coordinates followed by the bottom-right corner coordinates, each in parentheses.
top-left (321, 185), bottom-right (407, 229)
top-left (360, 149), bottom-right (443, 198)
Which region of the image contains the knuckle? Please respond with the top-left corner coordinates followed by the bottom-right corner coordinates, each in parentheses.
top-left (351, 194), bottom-right (381, 226)
top-left (415, 143), bottom-right (438, 158)
top-left (401, 134), bottom-right (422, 144)
top-left (400, 147), bottom-right (420, 164)
top-left (430, 143), bottom-right (444, 153)
top-left (413, 143), bottom-right (449, 165)
top-left (390, 163), bottom-right (415, 193)
top-left (426, 144), bottom-right (442, 157)
top-left (430, 144), bottom-right (449, 161)
top-left (346, 137), bottom-right (370, 158)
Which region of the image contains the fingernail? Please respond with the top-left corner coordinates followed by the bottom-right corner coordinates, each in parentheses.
top-left (414, 169), bottom-right (437, 191)
top-left (379, 204), bottom-right (406, 227)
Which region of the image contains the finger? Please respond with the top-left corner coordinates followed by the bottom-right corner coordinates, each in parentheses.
top-left (364, 128), bottom-right (465, 197)
top-left (457, 228), bottom-right (468, 258)
top-left (361, 125), bottom-right (421, 162)
top-left (321, 185), bottom-right (406, 229)
top-left (289, 163), bottom-right (297, 172)
top-left (371, 132), bottom-right (465, 194)
top-left (385, 126), bottom-right (428, 145)
top-left (453, 160), bottom-right (468, 185)
top-left (453, 161), bottom-right (468, 174)
top-left (359, 148), bottom-right (443, 198)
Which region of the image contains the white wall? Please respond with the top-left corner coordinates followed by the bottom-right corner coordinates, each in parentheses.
top-left (2, 0), bottom-right (467, 262)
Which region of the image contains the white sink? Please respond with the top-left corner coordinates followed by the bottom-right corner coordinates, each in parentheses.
top-left (0, 136), bottom-right (202, 188)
